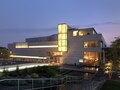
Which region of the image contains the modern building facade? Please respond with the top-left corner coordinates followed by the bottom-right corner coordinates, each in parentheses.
top-left (8, 23), bottom-right (106, 71)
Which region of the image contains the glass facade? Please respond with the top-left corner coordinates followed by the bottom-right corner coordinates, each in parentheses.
top-left (84, 52), bottom-right (98, 66)
top-left (47, 52), bottom-right (63, 56)
top-left (15, 43), bottom-right (28, 48)
top-left (79, 31), bottom-right (84, 36)
top-left (84, 41), bottom-right (98, 48)
top-left (73, 31), bottom-right (78, 36)
top-left (73, 31), bottom-right (88, 36)
top-left (58, 24), bottom-right (68, 52)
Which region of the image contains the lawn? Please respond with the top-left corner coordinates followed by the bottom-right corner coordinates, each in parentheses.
top-left (101, 80), bottom-right (120, 90)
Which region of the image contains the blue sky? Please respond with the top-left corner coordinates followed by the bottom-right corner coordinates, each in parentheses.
top-left (0, 0), bottom-right (120, 47)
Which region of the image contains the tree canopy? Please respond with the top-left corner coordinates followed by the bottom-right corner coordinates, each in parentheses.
top-left (109, 37), bottom-right (120, 68)
top-left (0, 47), bottom-right (10, 59)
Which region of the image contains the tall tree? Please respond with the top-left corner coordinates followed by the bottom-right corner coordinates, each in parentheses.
top-left (0, 47), bottom-right (10, 59)
top-left (110, 36), bottom-right (120, 68)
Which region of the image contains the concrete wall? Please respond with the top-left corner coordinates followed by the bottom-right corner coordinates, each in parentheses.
top-left (62, 33), bottom-right (105, 65)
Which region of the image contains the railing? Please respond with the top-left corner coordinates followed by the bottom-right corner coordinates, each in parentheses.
top-left (80, 80), bottom-right (106, 90)
top-left (0, 76), bottom-right (83, 90)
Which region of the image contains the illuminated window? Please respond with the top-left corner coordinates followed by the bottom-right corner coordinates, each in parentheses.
top-left (16, 43), bottom-right (28, 48)
top-left (58, 25), bottom-right (62, 33)
top-left (73, 31), bottom-right (78, 36)
top-left (79, 59), bottom-right (83, 63)
top-left (58, 34), bottom-right (62, 39)
top-left (79, 31), bottom-right (84, 36)
top-left (58, 47), bottom-right (62, 51)
top-left (47, 52), bottom-right (63, 56)
top-left (61, 47), bottom-right (67, 51)
top-left (59, 34), bottom-right (67, 39)
top-left (84, 52), bottom-right (98, 66)
top-left (62, 34), bottom-right (67, 39)
top-left (58, 40), bottom-right (62, 46)
top-left (61, 25), bottom-right (67, 33)
top-left (84, 67), bottom-right (98, 71)
top-left (62, 41), bottom-right (67, 46)
top-left (58, 24), bottom-right (68, 52)
top-left (28, 45), bottom-right (58, 48)
top-left (84, 42), bottom-right (88, 48)
top-left (84, 41), bottom-right (98, 48)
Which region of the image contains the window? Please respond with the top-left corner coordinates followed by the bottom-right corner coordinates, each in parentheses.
top-left (73, 31), bottom-right (78, 36)
top-left (15, 43), bottom-right (28, 48)
top-left (79, 31), bottom-right (84, 36)
top-left (84, 52), bottom-right (98, 66)
top-left (58, 24), bottom-right (68, 52)
top-left (84, 41), bottom-right (98, 48)
top-left (79, 59), bottom-right (83, 63)
top-left (47, 52), bottom-right (63, 56)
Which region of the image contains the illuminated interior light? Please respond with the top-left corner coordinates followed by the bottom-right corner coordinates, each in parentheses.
top-left (84, 43), bottom-right (88, 48)
top-left (15, 43), bottom-right (28, 48)
top-left (10, 51), bottom-right (12, 54)
top-left (58, 40), bottom-right (62, 46)
top-left (84, 41), bottom-right (98, 48)
top-left (73, 31), bottom-right (78, 36)
top-left (10, 55), bottom-right (47, 59)
top-left (96, 68), bottom-right (98, 71)
top-left (58, 24), bottom-right (68, 52)
top-left (79, 31), bottom-right (84, 36)
top-left (29, 45), bottom-right (58, 48)
top-left (84, 52), bottom-right (99, 66)
top-left (79, 59), bottom-right (83, 63)
top-left (48, 52), bottom-right (63, 56)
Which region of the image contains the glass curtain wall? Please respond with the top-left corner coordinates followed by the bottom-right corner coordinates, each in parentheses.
top-left (58, 24), bottom-right (68, 52)
top-left (84, 52), bottom-right (98, 66)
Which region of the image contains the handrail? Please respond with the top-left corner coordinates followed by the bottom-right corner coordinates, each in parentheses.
top-left (0, 76), bottom-right (83, 90)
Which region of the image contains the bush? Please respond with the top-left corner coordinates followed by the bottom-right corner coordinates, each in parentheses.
top-left (2, 66), bottom-right (60, 78)
top-left (31, 73), bottom-right (39, 78)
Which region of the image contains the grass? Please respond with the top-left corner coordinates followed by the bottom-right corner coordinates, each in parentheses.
top-left (101, 80), bottom-right (120, 90)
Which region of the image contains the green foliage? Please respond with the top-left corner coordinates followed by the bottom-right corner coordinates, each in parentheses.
top-left (4, 66), bottom-right (60, 78)
top-left (106, 37), bottom-right (120, 68)
top-left (0, 47), bottom-right (10, 59)
top-left (2, 68), bottom-right (9, 77)
top-left (101, 80), bottom-right (120, 90)
top-left (31, 73), bottom-right (39, 78)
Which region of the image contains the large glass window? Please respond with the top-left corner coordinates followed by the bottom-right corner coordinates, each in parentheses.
top-left (84, 52), bottom-right (98, 66)
top-left (58, 24), bottom-right (68, 52)
top-left (73, 31), bottom-right (78, 36)
top-left (73, 31), bottom-right (85, 36)
top-left (79, 31), bottom-right (84, 36)
top-left (47, 52), bottom-right (63, 56)
top-left (15, 43), bottom-right (28, 48)
top-left (84, 41), bottom-right (98, 48)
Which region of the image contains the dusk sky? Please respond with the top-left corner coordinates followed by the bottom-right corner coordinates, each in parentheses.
top-left (0, 0), bottom-right (120, 47)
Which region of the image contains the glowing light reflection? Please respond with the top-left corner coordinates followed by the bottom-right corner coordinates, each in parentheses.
top-left (0, 63), bottom-right (49, 72)
top-left (10, 55), bottom-right (47, 59)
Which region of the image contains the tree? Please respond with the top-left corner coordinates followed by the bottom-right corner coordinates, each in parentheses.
top-left (2, 67), bottom-right (9, 77)
top-left (109, 36), bottom-right (120, 69)
top-left (0, 47), bottom-right (10, 59)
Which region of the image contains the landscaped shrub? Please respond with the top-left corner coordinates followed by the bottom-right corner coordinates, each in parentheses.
top-left (1, 66), bottom-right (60, 78)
